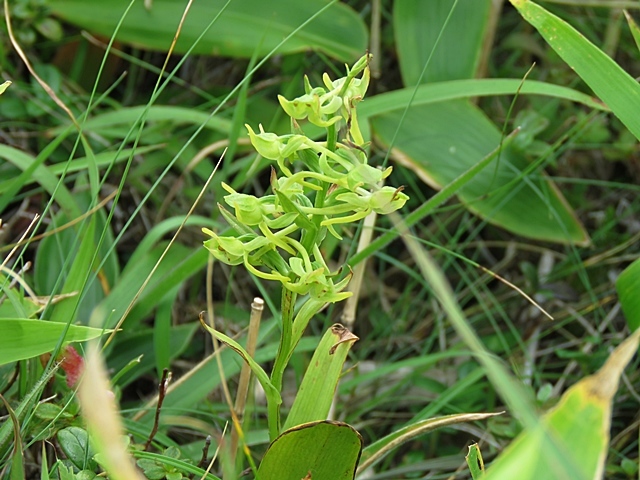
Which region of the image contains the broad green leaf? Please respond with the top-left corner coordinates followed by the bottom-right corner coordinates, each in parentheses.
top-left (616, 258), bottom-right (640, 331)
top-left (0, 81), bottom-right (10, 95)
top-left (357, 412), bottom-right (501, 473)
top-left (257, 421), bottom-right (362, 480)
top-left (49, 0), bottom-right (367, 62)
top-left (57, 427), bottom-right (95, 471)
top-left (0, 319), bottom-right (109, 365)
top-left (372, 101), bottom-right (590, 245)
top-left (394, 0), bottom-right (491, 85)
top-left (510, 0), bottom-right (640, 142)
top-left (283, 324), bottom-right (358, 431)
top-left (485, 328), bottom-right (640, 480)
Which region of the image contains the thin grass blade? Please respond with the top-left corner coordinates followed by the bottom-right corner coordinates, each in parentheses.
top-left (510, 0), bottom-right (640, 141)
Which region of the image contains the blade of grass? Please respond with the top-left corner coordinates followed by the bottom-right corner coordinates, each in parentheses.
top-left (624, 10), bottom-right (640, 53)
top-left (395, 214), bottom-right (588, 476)
top-left (616, 258), bottom-right (640, 331)
top-left (0, 393), bottom-right (25, 480)
top-left (0, 367), bottom-right (57, 456)
top-left (510, 0), bottom-right (640, 141)
top-left (199, 313), bottom-right (282, 441)
top-left (357, 412), bottom-right (502, 473)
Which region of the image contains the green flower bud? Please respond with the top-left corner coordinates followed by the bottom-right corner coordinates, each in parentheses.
top-left (370, 186), bottom-right (409, 214)
top-left (202, 228), bottom-right (244, 265)
top-left (346, 164), bottom-right (388, 190)
top-left (278, 92), bottom-right (342, 128)
top-left (245, 124), bottom-right (284, 161)
top-left (224, 192), bottom-right (265, 226)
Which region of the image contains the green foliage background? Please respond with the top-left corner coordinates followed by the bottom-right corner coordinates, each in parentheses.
top-left (1, 0), bottom-right (639, 478)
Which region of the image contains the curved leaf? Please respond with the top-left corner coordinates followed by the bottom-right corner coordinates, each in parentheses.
top-left (0, 319), bottom-right (109, 365)
top-left (357, 412), bottom-right (503, 473)
top-left (257, 421), bottom-right (362, 480)
top-left (485, 328), bottom-right (640, 479)
top-left (358, 78), bottom-right (608, 121)
top-left (49, 0), bottom-right (367, 62)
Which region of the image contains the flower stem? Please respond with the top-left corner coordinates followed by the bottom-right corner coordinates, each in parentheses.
top-left (269, 287), bottom-right (297, 434)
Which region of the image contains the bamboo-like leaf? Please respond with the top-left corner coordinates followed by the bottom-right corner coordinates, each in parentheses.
top-left (616, 258), bottom-right (640, 331)
top-left (0, 80), bottom-right (10, 95)
top-left (0, 319), bottom-right (109, 365)
top-left (510, 0), bottom-right (640, 141)
top-left (49, 0), bottom-right (367, 62)
top-left (357, 412), bottom-right (502, 473)
top-left (257, 421), bottom-right (362, 480)
top-left (485, 328), bottom-right (640, 479)
top-left (283, 324), bottom-right (358, 431)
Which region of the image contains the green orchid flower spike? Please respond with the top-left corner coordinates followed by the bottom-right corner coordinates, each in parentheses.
top-left (205, 52), bottom-right (407, 301)
top-left (202, 54), bottom-right (409, 437)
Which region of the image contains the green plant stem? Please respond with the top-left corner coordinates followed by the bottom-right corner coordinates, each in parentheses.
top-left (269, 287), bottom-right (297, 433)
top-left (308, 123), bottom-right (335, 248)
top-left (326, 123), bottom-right (337, 152)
